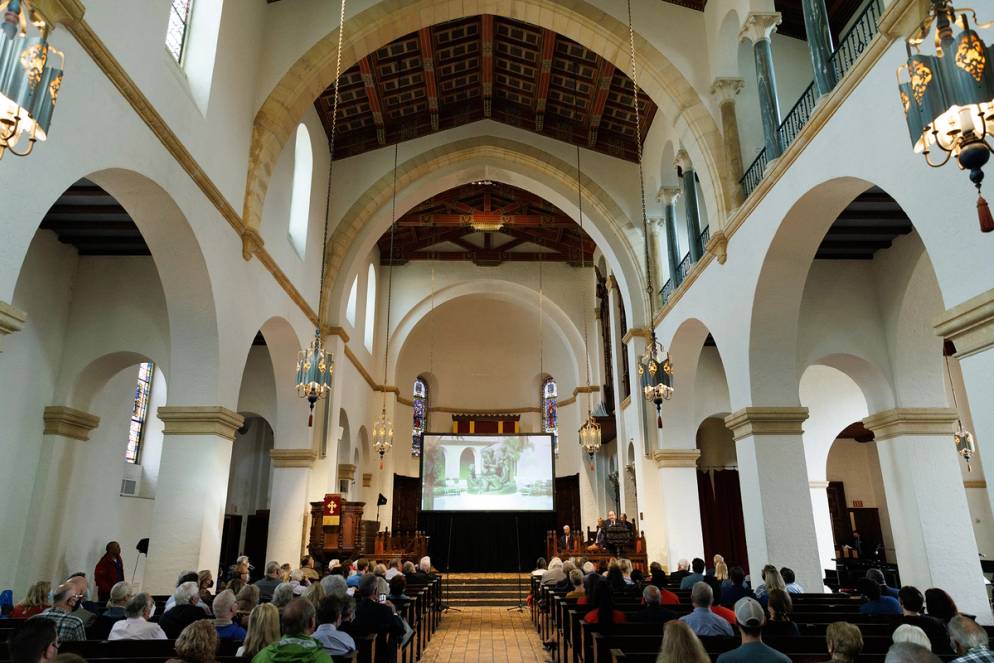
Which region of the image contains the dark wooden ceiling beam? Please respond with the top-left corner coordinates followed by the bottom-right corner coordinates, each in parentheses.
top-left (481, 15), bottom-right (494, 119)
top-left (533, 28), bottom-right (556, 132)
top-left (587, 57), bottom-right (616, 148)
top-left (397, 213), bottom-right (574, 228)
top-left (417, 28), bottom-right (439, 132)
top-left (835, 209), bottom-right (909, 221)
top-left (357, 56), bottom-right (386, 145)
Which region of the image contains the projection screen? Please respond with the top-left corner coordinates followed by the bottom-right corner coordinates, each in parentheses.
top-left (420, 434), bottom-right (555, 511)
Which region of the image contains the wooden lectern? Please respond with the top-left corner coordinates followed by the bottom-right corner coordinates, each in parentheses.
top-left (308, 495), bottom-right (366, 564)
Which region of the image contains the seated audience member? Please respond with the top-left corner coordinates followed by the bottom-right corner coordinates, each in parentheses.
top-left (606, 563), bottom-right (633, 594)
top-left (109, 592), bottom-right (167, 640)
top-left (303, 583), bottom-right (325, 612)
top-left (198, 570), bottom-right (215, 609)
top-left (280, 563), bottom-right (293, 582)
top-left (373, 564), bottom-right (387, 579)
top-left (225, 577), bottom-right (245, 597)
top-left (756, 565), bottom-right (786, 607)
top-left (30, 584), bottom-right (85, 642)
top-left (657, 620), bottom-right (710, 663)
top-left (822, 621), bottom-right (864, 663)
top-left (680, 558), bottom-right (707, 589)
top-left (211, 589), bottom-right (246, 641)
top-left (237, 584), bottom-right (261, 621)
top-left (402, 561), bottom-right (417, 577)
top-left (166, 571), bottom-right (208, 614)
top-left (160, 581), bottom-right (206, 639)
top-left (583, 582), bottom-right (626, 625)
top-left (924, 587), bottom-right (959, 625)
top-left (9, 618), bottom-right (58, 663)
top-left (893, 625), bottom-right (932, 650)
top-left (948, 614), bottom-right (994, 662)
top-left (89, 581), bottom-right (132, 640)
top-left (255, 561), bottom-right (284, 602)
top-left (387, 575), bottom-right (410, 607)
top-left (720, 566), bottom-right (756, 609)
top-left (648, 561), bottom-right (668, 588)
top-left (237, 604), bottom-right (280, 658)
top-left (702, 575), bottom-right (734, 624)
top-left (94, 541), bottom-right (125, 602)
top-left (858, 577), bottom-right (902, 616)
top-left (679, 582), bottom-right (733, 637)
top-left (63, 576), bottom-right (96, 627)
top-left (780, 567), bottom-right (803, 593)
top-left (634, 585), bottom-right (676, 624)
top-left (320, 575), bottom-right (348, 601)
top-left (619, 558), bottom-right (635, 585)
top-left (272, 583), bottom-right (295, 612)
top-left (670, 559), bottom-right (691, 584)
top-left (541, 557), bottom-right (566, 587)
top-left (868, 568), bottom-right (900, 599)
top-left (764, 589), bottom-right (800, 637)
top-left (898, 586), bottom-right (950, 653)
top-left (346, 559), bottom-right (369, 588)
top-left (384, 559), bottom-right (402, 581)
top-left (713, 555), bottom-right (728, 582)
top-left (716, 597), bottom-right (790, 662)
top-left (413, 556), bottom-right (435, 581)
top-left (565, 569), bottom-right (585, 599)
top-left (354, 574), bottom-right (406, 641)
top-left (166, 619), bottom-right (219, 663)
top-left (884, 642), bottom-right (942, 663)
top-left (313, 596), bottom-right (356, 658)
top-left (12, 581), bottom-right (51, 619)
top-left (252, 598), bottom-right (331, 662)
top-left (299, 556), bottom-right (320, 583)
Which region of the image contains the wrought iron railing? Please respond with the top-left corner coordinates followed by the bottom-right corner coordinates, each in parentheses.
top-left (677, 252), bottom-right (693, 284)
top-left (777, 81), bottom-right (817, 153)
top-left (660, 278), bottom-right (674, 306)
top-left (830, 0), bottom-right (883, 81)
top-left (740, 148), bottom-right (768, 198)
top-left (699, 225), bottom-right (710, 250)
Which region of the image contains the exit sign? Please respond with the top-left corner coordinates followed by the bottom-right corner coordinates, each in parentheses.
top-left (852, 500), bottom-right (864, 508)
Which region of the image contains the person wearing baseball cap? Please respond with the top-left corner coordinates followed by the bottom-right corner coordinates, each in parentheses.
top-left (716, 597), bottom-right (790, 662)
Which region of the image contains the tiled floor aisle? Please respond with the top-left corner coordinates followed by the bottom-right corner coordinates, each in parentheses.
top-left (420, 607), bottom-right (550, 663)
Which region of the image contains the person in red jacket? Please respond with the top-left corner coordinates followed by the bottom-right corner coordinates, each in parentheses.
top-left (94, 541), bottom-right (125, 602)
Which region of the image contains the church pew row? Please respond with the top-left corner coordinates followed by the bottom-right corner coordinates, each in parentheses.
top-left (608, 650), bottom-right (952, 663)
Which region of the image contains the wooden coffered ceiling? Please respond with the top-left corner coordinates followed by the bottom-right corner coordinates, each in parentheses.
top-left (40, 179), bottom-right (149, 256)
top-left (315, 15), bottom-right (657, 162)
top-left (815, 187), bottom-right (912, 260)
top-left (376, 182), bottom-right (595, 266)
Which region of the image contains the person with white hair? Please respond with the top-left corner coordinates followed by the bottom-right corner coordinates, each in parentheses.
top-left (272, 582), bottom-right (295, 611)
top-left (109, 592), bottom-right (166, 640)
top-left (884, 642), bottom-right (942, 663)
top-left (541, 557), bottom-right (566, 587)
top-left (893, 624), bottom-right (932, 651)
top-left (412, 556), bottom-right (434, 581)
top-left (320, 574), bottom-right (348, 600)
top-left (948, 614), bottom-right (994, 662)
top-left (671, 559), bottom-right (691, 584)
top-left (158, 581), bottom-right (203, 639)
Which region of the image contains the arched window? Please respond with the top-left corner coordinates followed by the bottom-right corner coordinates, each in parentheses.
top-left (346, 275), bottom-right (358, 326)
top-left (126, 362), bottom-right (156, 463)
top-left (165, 0), bottom-right (194, 64)
top-left (363, 264), bottom-right (376, 351)
top-left (411, 377), bottom-right (429, 457)
top-left (542, 377), bottom-right (558, 455)
top-left (288, 124), bottom-right (313, 258)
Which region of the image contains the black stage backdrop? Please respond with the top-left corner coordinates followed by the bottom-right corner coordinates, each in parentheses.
top-left (418, 511), bottom-right (556, 571)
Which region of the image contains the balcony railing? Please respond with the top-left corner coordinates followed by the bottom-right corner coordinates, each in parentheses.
top-left (738, 0), bottom-right (883, 198)
top-left (699, 225), bottom-right (710, 250)
top-left (677, 252), bottom-right (693, 284)
top-left (660, 278), bottom-right (674, 306)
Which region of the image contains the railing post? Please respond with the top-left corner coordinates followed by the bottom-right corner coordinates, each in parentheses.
top-left (802, 0), bottom-right (838, 96)
top-left (740, 12), bottom-right (784, 160)
top-left (674, 150), bottom-right (704, 263)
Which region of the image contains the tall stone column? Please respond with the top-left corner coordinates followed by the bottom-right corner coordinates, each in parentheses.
top-left (267, 449), bottom-right (317, 567)
top-left (647, 217), bottom-right (664, 296)
top-left (0, 301), bottom-right (27, 351)
top-left (656, 187), bottom-right (683, 288)
top-left (145, 406), bottom-right (243, 594)
top-left (740, 13), bottom-right (784, 160)
top-left (802, 0), bottom-right (838, 97)
top-left (654, 449), bottom-right (704, 570)
top-left (710, 78), bottom-right (746, 200)
top-left (864, 408), bottom-right (992, 623)
top-left (725, 407), bottom-right (822, 591)
top-left (674, 150), bottom-right (703, 263)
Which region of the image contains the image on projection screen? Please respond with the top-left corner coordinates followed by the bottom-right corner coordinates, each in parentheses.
top-left (421, 434), bottom-right (554, 511)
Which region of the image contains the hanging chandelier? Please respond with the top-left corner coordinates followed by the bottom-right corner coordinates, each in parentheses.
top-left (896, 0), bottom-right (994, 232)
top-left (579, 413), bottom-right (602, 470)
top-left (0, 0), bottom-right (64, 159)
top-left (627, 0), bottom-right (674, 428)
top-left (372, 144), bottom-right (400, 469)
top-left (295, 0), bottom-right (347, 424)
top-left (372, 408), bottom-right (394, 469)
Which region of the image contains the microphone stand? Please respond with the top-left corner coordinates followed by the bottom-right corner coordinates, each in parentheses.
top-left (441, 515), bottom-right (461, 613)
top-left (508, 515), bottom-right (526, 611)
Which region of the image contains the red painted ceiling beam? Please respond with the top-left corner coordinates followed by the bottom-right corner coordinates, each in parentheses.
top-left (587, 57), bottom-right (616, 148)
top-left (417, 28), bottom-right (439, 132)
top-left (534, 29), bottom-right (556, 132)
top-left (482, 15), bottom-right (494, 118)
top-left (396, 213), bottom-right (575, 228)
top-left (357, 56), bottom-right (386, 145)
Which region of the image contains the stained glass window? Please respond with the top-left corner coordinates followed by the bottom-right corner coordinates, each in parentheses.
top-left (412, 376), bottom-right (428, 457)
top-left (166, 0), bottom-right (194, 64)
top-left (542, 376), bottom-right (558, 435)
top-left (126, 362), bottom-right (155, 464)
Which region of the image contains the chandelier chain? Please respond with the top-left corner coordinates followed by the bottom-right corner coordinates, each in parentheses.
top-left (626, 0), bottom-right (655, 307)
top-left (577, 144), bottom-right (592, 410)
top-left (382, 144), bottom-right (399, 410)
top-left (538, 253), bottom-right (544, 378)
top-left (429, 266), bottom-right (435, 376)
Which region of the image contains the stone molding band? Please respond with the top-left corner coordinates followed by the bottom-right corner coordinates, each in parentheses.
top-left (338, 463), bottom-right (356, 482)
top-left (724, 407), bottom-right (809, 441)
top-left (653, 448), bottom-right (701, 468)
top-left (157, 406), bottom-right (245, 441)
top-left (0, 301), bottom-right (28, 351)
top-left (809, 480), bottom-right (830, 489)
top-left (862, 408), bottom-right (958, 441)
top-left (270, 448), bottom-right (318, 468)
top-left (43, 406), bottom-right (100, 441)
top-left (934, 287), bottom-right (994, 359)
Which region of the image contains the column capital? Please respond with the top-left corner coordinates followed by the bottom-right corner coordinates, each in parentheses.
top-left (656, 186), bottom-right (681, 206)
top-left (270, 448), bottom-right (318, 468)
top-left (933, 288), bottom-right (994, 358)
top-left (653, 448), bottom-right (700, 468)
top-left (673, 149), bottom-right (692, 174)
top-left (338, 463), bottom-right (356, 481)
top-left (724, 407), bottom-right (809, 441)
top-left (157, 406), bottom-right (245, 440)
top-left (710, 77), bottom-right (745, 104)
top-left (739, 12), bottom-right (782, 43)
top-left (648, 216), bottom-right (666, 229)
top-left (0, 301), bottom-right (27, 351)
top-left (862, 408), bottom-right (958, 440)
top-left (43, 406), bottom-right (100, 441)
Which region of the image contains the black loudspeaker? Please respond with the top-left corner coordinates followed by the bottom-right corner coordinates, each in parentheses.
top-left (136, 538), bottom-right (149, 555)
top-left (377, 494), bottom-right (388, 506)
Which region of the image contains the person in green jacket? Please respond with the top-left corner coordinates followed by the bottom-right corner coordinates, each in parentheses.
top-left (252, 598), bottom-right (332, 663)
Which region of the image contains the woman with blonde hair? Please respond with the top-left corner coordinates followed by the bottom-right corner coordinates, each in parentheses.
top-left (166, 620), bottom-right (218, 663)
top-left (656, 620), bottom-right (709, 663)
top-left (824, 621), bottom-right (863, 662)
top-left (236, 603), bottom-right (280, 658)
top-left (713, 555), bottom-right (728, 582)
top-left (235, 584), bottom-right (260, 625)
top-left (11, 581), bottom-right (51, 618)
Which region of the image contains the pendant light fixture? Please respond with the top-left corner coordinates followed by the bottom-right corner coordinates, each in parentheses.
top-left (626, 0), bottom-right (675, 428)
top-left (945, 352), bottom-right (977, 471)
top-left (295, 0), bottom-right (347, 425)
top-left (372, 144), bottom-right (400, 469)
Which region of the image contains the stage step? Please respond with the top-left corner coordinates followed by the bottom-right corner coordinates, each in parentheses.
top-left (440, 574), bottom-right (531, 607)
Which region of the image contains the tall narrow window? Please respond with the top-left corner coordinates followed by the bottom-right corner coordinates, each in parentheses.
top-left (364, 264), bottom-right (376, 351)
top-left (542, 377), bottom-right (558, 456)
top-left (126, 362), bottom-right (155, 463)
top-left (165, 0), bottom-right (195, 64)
top-left (412, 377), bottom-right (429, 457)
top-left (288, 124), bottom-right (313, 258)
top-left (346, 275), bottom-right (358, 326)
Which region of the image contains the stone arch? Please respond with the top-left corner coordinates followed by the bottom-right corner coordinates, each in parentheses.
top-left (711, 8), bottom-right (743, 79)
top-left (243, 0), bottom-right (733, 246)
top-left (66, 351), bottom-right (164, 414)
top-left (249, 316), bottom-right (308, 449)
top-left (323, 136), bottom-right (647, 330)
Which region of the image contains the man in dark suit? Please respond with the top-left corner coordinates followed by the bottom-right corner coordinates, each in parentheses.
top-left (560, 525), bottom-right (576, 552)
top-left (593, 517), bottom-right (607, 548)
top-left (158, 581), bottom-right (204, 639)
top-left (633, 585), bottom-right (677, 624)
top-left (354, 575), bottom-right (406, 662)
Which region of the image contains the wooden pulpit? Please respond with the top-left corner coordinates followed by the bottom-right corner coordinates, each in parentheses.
top-left (308, 496), bottom-right (365, 563)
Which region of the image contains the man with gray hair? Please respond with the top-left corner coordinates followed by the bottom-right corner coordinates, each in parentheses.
top-left (212, 588), bottom-right (246, 641)
top-left (320, 574), bottom-right (348, 600)
top-left (670, 558), bottom-right (691, 584)
top-left (541, 557), bottom-right (566, 587)
top-left (885, 642), bottom-right (942, 663)
top-left (255, 561), bottom-right (283, 602)
top-left (108, 593), bottom-right (166, 640)
top-left (634, 585), bottom-right (676, 624)
top-left (163, 570), bottom-right (205, 613)
top-left (678, 582), bottom-right (733, 637)
top-left (159, 581), bottom-right (203, 638)
top-left (949, 614), bottom-right (994, 662)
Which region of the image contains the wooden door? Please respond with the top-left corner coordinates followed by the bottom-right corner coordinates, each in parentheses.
top-left (555, 473), bottom-right (580, 532)
top-left (391, 474), bottom-right (420, 533)
top-left (219, 514), bottom-right (243, 573)
top-left (826, 481), bottom-right (851, 551)
top-left (849, 507), bottom-right (886, 563)
top-left (244, 509), bottom-right (269, 580)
